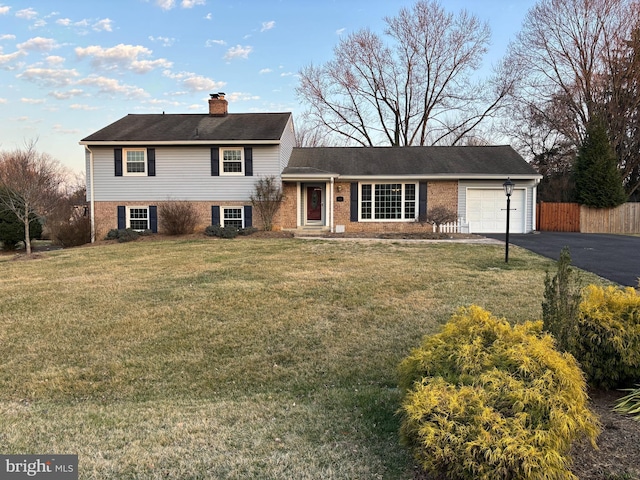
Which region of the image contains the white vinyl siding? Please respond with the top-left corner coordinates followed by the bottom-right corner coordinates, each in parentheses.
top-left (87, 145), bottom-right (281, 201)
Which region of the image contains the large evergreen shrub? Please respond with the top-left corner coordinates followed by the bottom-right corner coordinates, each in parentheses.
top-left (398, 305), bottom-right (599, 480)
top-left (574, 285), bottom-right (640, 389)
top-left (573, 117), bottom-right (627, 208)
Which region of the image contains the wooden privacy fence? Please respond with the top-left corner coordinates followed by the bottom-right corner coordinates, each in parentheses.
top-left (537, 202), bottom-right (580, 232)
top-left (538, 202), bottom-right (640, 233)
top-left (581, 203), bottom-right (640, 233)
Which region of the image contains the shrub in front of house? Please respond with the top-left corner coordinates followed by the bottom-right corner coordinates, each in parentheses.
top-left (158, 200), bottom-right (198, 235)
top-left (398, 305), bottom-right (599, 480)
top-left (572, 284), bottom-right (640, 389)
top-left (105, 228), bottom-right (151, 243)
top-left (51, 215), bottom-right (91, 248)
top-left (204, 225), bottom-right (257, 239)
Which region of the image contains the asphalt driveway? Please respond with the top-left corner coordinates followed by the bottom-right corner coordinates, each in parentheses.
top-left (486, 232), bottom-right (640, 287)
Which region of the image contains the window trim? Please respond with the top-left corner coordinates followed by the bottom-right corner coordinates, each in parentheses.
top-left (127, 206), bottom-right (150, 231)
top-left (221, 206), bottom-right (245, 228)
top-left (219, 147), bottom-right (244, 176)
top-left (123, 148), bottom-right (147, 176)
top-left (359, 182), bottom-right (418, 222)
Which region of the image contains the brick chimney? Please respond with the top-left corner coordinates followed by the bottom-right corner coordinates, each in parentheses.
top-left (208, 92), bottom-right (228, 116)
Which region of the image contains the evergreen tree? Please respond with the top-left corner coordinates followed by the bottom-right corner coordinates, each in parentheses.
top-left (573, 117), bottom-right (627, 207)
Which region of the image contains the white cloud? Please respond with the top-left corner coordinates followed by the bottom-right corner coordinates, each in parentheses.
top-left (69, 104), bottom-right (98, 110)
top-left (224, 45), bottom-right (252, 61)
top-left (49, 89), bottom-right (84, 100)
top-left (33, 19), bottom-right (46, 28)
top-left (17, 67), bottom-right (79, 87)
top-left (75, 44), bottom-right (172, 73)
top-left (204, 13), bottom-right (212, 20)
top-left (17, 37), bottom-right (58, 52)
top-left (56, 18), bottom-right (71, 26)
top-left (227, 92), bottom-right (259, 102)
top-left (336, 28), bottom-right (346, 35)
top-left (0, 5), bottom-right (10, 15)
top-left (182, 75), bottom-right (225, 92)
top-left (181, 0), bottom-right (205, 7)
top-left (76, 75), bottom-right (148, 98)
top-left (16, 8), bottom-right (37, 20)
top-left (261, 21), bottom-right (275, 32)
top-left (149, 36), bottom-right (175, 47)
top-left (0, 34), bottom-right (16, 40)
top-left (259, 68), bottom-right (272, 74)
top-left (280, 71), bottom-right (295, 77)
top-left (205, 39), bottom-right (226, 47)
top-left (163, 70), bottom-right (225, 92)
top-left (53, 124), bottom-right (80, 134)
top-left (21, 97), bottom-right (45, 104)
top-left (0, 50), bottom-right (26, 68)
top-left (93, 18), bottom-right (113, 32)
top-left (156, 0), bottom-right (175, 10)
top-left (46, 55), bottom-right (65, 65)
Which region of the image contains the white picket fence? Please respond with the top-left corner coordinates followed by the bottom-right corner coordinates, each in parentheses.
top-left (432, 218), bottom-right (469, 234)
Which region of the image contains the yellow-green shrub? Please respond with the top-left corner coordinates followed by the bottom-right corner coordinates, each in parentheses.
top-left (574, 285), bottom-right (640, 388)
top-left (398, 305), bottom-right (599, 480)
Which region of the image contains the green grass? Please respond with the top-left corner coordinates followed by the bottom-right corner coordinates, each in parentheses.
top-left (0, 237), bottom-right (603, 479)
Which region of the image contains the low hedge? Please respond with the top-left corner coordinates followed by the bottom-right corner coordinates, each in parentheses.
top-left (398, 305), bottom-right (599, 480)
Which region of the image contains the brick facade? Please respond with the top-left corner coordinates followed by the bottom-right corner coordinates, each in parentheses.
top-left (93, 200), bottom-right (262, 239)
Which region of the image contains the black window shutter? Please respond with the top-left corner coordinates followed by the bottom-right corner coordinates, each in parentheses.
top-left (147, 148), bottom-right (156, 176)
top-left (244, 205), bottom-right (252, 228)
top-left (117, 205), bottom-right (126, 229)
top-left (244, 147), bottom-right (253, 176)
top-left (419, 181), bottom-right (427, 219)
top-left (149, 205), bottom-right (158, 233)
top-left (212, 205), bottom-right (220, 226)
top-left (350, 182), bottom-right (359, 222)
top-left (115, 149), bottom-right (123, 176)
top-left (211, 148), bottom-right (219, 176)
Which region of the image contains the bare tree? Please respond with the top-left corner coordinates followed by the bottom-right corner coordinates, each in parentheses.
top-left (503, 0), bottom-right (639, 194)
top-left (297, 1), bottom-right (512, 147)
top-left (0, 140), bottom-right (68, 255)
top-left (250, 176), bottom-right (284, 231)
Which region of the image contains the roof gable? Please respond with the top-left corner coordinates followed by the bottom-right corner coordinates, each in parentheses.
top-left (81, 112), bottom-right (292, 143)
top-left (283, 146), bottom-right (540, 177)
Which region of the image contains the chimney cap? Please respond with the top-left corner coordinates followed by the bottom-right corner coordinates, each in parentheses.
top-left (210, 92), bottom-right (226, 99)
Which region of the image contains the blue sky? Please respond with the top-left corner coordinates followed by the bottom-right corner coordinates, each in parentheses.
top-left (0, 0), bottom-right (536, 174)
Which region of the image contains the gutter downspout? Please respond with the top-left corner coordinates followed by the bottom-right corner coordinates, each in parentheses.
top-left (86, 146), bottom-right (96, 243)
top-left (329, 177), bottom-right (334, 233)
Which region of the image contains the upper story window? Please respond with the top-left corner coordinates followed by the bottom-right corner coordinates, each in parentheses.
top-left (360, 183), bottom-right (417, 221)
top-left (221, 148), bottom-right (243, 175)
top-left (124, 149), bottom-right (146, 176)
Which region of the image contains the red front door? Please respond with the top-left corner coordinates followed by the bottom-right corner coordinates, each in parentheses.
top-left (306, 186), bottom-right (322, 221)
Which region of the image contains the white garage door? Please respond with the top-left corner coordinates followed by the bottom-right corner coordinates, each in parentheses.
top-left (466, 188), bottom-right (525, 233)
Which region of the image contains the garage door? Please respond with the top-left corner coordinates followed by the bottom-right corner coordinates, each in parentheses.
top-left (466, 188), bottom-right (525, 233)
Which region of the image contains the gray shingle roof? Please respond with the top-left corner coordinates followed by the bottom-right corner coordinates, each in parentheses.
top-left (282, 146), bottom-right (539, 177)
top-left (81, 112), bottom-right (292, 143)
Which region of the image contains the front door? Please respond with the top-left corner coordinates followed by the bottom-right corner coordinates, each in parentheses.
top-left (306, 186), bottom-right (323, 222)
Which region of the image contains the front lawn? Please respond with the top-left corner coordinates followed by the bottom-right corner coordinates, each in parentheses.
top-left (0, 237), bottom-right (593, 479)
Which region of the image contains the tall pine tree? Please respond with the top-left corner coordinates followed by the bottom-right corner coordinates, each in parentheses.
top-left (574, 117), bottom-right (627, 207)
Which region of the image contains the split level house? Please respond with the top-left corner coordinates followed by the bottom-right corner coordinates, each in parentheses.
top-left (80, 94), bottom-right (542, 240)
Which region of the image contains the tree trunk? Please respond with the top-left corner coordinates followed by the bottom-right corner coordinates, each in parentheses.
top-left (24, 204), bottom-right (31, 255)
